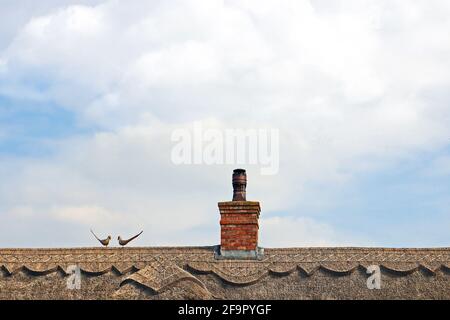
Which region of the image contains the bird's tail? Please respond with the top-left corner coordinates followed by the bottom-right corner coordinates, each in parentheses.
top-left (90, 229), bottom-right (101, 241)
top-left (128, 230), bottom-right (143, 242)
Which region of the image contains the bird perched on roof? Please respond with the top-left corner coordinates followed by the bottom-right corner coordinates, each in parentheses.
top-left (118, 231), bottom-right (143, 246)
top-left (90, 229), bottom-right (111, 247)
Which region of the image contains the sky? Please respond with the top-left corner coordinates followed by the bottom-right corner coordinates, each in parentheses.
top-left (0, 0), bottom-right (449, 248)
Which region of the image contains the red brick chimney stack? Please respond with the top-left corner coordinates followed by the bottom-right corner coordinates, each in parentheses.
top-left (217, 169), bottom-right (263, 260)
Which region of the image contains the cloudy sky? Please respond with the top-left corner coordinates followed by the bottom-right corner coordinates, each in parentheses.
top-left (0, 0), bottom-right (449, 248)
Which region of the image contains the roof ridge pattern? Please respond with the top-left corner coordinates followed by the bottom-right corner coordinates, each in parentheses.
top-left (1, 247), bottom-right (450, 288)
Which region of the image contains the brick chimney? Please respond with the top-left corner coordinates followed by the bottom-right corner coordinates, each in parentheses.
top-left (216, 169), bottom-right (263, 260)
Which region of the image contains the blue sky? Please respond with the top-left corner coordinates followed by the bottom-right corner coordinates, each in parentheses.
top-left (0, 0), bottom-right (449, 248)
top-left (0, 95), bottom-right (82, 156)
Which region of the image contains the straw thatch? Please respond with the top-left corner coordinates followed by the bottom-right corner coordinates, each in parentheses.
top-left (1, 246), bottom-right (450, 299)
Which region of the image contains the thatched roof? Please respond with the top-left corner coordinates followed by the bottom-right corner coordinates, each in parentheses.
top-left (1, 246), bottom-right (450, 299)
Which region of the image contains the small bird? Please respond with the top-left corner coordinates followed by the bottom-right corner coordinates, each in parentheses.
top-left (90, 229), bottom-right (111, 247)
top-left (118, 231), bottom-right (143, 246)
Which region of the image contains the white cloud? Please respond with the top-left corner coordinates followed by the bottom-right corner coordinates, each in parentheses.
top-left (0, 0), bottom-right (104, 50)
top-left (8, 205), bottom-right (35, 218)
top-left (260, 216), bottom-right (365, 247)
top-left (0, 0), bottom-right (450, 247)
top-left (51, 205), bottom-right (122, 226)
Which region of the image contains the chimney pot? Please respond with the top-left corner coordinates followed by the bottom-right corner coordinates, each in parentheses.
top-left (232, 169), bottom-right (247, 201)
